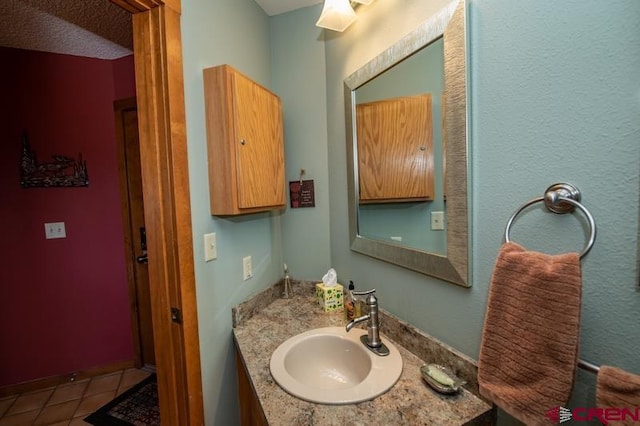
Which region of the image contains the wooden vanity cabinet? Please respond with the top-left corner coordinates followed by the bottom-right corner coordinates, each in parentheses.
top-left (356, 93), bottom-right (434, 203)
top-left (203, 64), bottom-right (285, 215)
top-left (235, 345), bottom-right (268, 426)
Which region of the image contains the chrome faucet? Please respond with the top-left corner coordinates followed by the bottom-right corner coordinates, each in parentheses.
top-left (345, 289), bottom-right (390, 356)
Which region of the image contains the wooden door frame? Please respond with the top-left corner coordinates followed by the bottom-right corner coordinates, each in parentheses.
top-left (109, 1), bottom-right (204, 424)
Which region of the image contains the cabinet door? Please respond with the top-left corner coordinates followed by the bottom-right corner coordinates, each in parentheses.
top-left (232, 72), bottom-right (285, 209)
top-left (356, 94), bottom-right (434, 203)
top-left (235, 349), bottom-right (268, 426)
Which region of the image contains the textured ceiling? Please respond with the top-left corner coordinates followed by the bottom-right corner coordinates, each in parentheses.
top-left (0, 0), bottom-right (132, 60)
top-left (0, 0), bottom-right (320, 60)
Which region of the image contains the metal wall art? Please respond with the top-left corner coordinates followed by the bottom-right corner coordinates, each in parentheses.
top-left (20, 133), bottom-right (89, 188)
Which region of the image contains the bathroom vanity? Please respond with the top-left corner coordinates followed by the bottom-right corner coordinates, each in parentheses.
top-left (232, 282), bottom-right (494, 425)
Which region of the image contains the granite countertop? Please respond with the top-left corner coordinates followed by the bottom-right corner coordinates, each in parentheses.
top-left (232, 281), bottom-right (494, 425)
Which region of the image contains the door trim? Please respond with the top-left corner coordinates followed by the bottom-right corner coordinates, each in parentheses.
top-left (109, 1), bottom-right (204, 424)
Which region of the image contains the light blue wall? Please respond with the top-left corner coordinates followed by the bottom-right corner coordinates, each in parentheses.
top-left (180, 0), bottom-right (284, 424)
top-left (470, 0), bottom-right (639, 420)
top-left (355, 38), bottom-right (444, 102)
top-left (324, 0), bottom-right (640, 423)
top-left (270, 5), bottom-right (333, 281)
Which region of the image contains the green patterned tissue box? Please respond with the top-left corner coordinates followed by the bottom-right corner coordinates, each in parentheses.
top-left (315, 283), bottom-right (344, 312)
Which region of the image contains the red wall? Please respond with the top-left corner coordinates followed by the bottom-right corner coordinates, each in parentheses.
top-left (0, 48), bottom-right (136, 387)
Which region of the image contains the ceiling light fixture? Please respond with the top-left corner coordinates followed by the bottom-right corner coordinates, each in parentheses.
top-left (316, 0), bottom-right (376, 32)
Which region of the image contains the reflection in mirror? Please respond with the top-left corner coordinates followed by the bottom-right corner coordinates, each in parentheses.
top-left (344, 0), bottom-right (469, 286)
top-left (355, 38), bottom-right (446, 255)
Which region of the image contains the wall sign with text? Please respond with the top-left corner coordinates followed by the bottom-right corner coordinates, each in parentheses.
top-left (289, 179), bottom-right (315, 208)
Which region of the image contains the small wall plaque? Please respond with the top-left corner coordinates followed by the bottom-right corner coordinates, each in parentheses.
top-left (289, 179), bottom-right (315, 208)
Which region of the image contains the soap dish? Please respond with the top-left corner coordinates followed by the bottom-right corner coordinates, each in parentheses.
top-left (420, 363), bottom-right (465, 395)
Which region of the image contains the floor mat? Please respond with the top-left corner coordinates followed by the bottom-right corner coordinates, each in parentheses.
top-left (84, 374), bottom-right (160, 426)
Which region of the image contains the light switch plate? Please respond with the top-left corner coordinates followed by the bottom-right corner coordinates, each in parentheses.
top-left (431, 211), bottom-right (445, 231)
top-left (45, 222), bottom-right (66, 239)
top-left (204, 233), bottom-right (217, 261)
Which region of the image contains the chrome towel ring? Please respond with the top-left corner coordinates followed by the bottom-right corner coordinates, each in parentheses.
top-left (504, 183), bottom-right (597, 259)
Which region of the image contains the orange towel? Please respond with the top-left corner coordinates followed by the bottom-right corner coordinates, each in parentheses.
top-left (596, 365), bottom-right (640, 426)
top-left (478, 242), bottom-right (582, 425)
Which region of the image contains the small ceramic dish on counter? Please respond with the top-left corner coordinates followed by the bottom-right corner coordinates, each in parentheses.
top-left (420, 363), bottom-right (466, 395)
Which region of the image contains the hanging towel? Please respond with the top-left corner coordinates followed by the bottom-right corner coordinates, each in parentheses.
top-left (478, 242), bottom-right (582, 425)
top-left (596, 365), bottom-right (640, 426)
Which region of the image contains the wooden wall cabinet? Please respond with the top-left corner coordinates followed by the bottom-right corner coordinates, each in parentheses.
top-left (356, 93), bottom-right (434, 203)
top-left (203, 64), bottom-right (285, 215)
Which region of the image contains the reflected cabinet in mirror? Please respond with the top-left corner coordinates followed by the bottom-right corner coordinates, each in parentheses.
top-left (344, 0), bottom-right (469, 286)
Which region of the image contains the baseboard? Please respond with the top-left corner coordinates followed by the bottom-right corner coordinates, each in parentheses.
top-left (0, 359), bottom-right (135, 398)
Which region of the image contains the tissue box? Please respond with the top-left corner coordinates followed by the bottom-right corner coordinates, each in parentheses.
top-left (315, 283), bottom-right (344, 312)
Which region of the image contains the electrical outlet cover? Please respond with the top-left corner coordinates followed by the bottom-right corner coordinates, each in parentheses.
top-left (44, 222), bottom-right (66, 239)
top-left (243, 256), bottom-right (253, 280)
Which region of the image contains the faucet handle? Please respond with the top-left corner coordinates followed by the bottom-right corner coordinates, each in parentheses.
top-left (353, 289), bottom-right (377, 306)
top-left (353, 288), bottom-right (376, 296)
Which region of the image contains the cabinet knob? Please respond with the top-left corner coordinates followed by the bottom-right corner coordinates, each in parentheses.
top-left (240, 139), bottom-right (246, 145)
top-left (419, 145), bottom-right (426, 151)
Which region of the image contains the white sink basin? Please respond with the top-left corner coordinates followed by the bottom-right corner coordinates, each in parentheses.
top-left (269, 326), bottom-right (403, 404)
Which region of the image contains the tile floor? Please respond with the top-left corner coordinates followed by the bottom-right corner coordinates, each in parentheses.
top-left (0, 368), bottom-right (152, 426)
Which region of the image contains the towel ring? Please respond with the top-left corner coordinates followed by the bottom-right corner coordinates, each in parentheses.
top-left (504, 183), bottom-right (597, 259)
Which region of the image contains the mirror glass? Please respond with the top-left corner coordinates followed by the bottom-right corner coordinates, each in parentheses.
top-left (344, 0), bottom-right (469, 286)
top-left (355, 38), bottom-right (446, 255)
